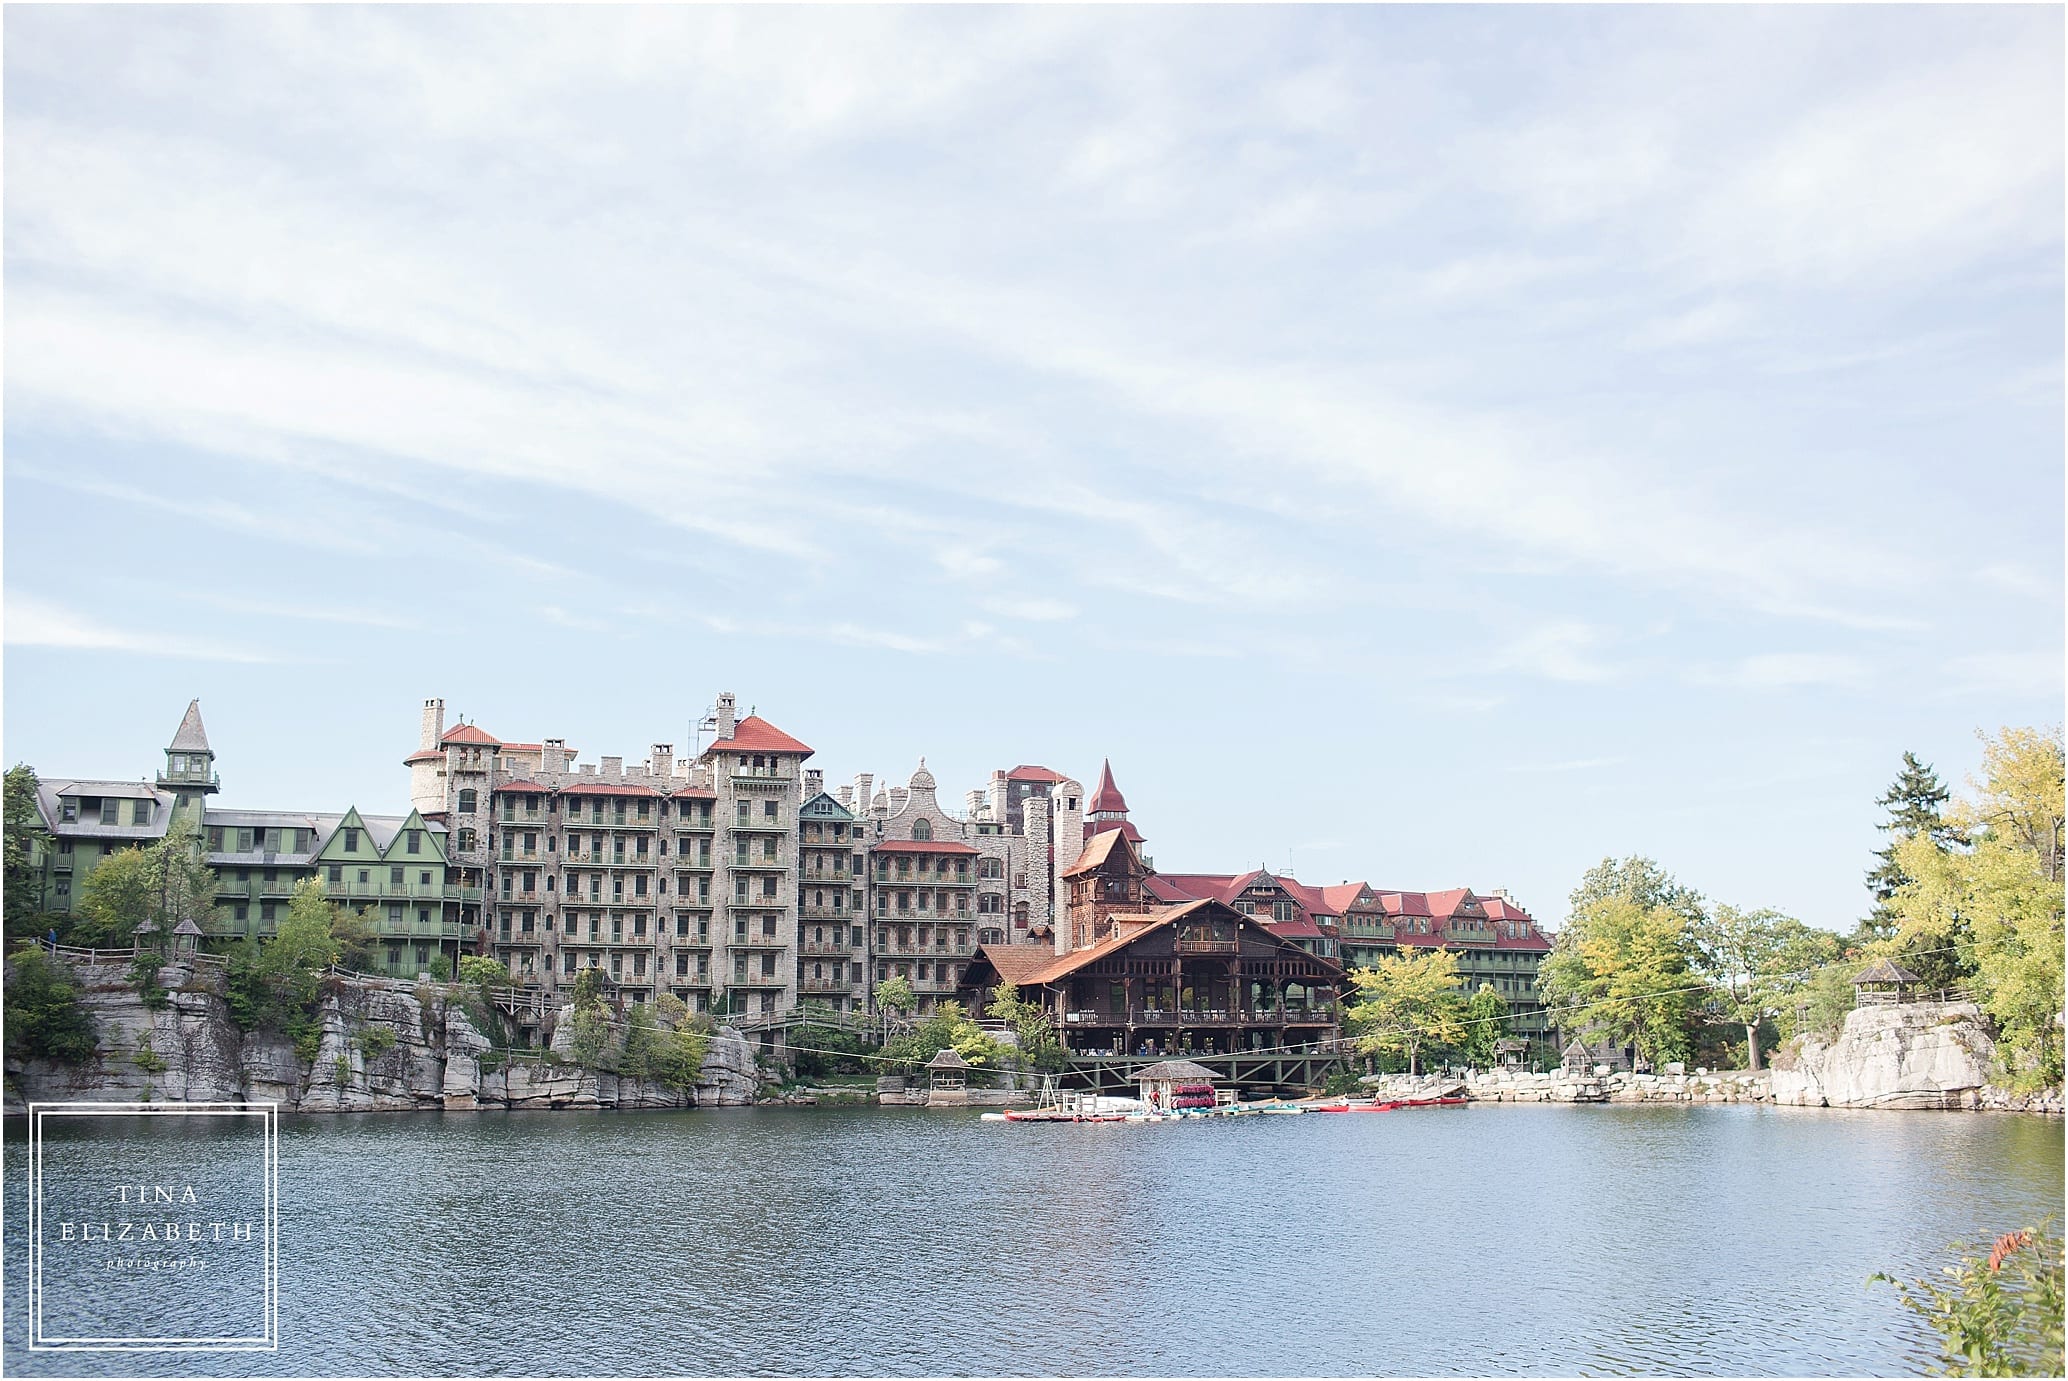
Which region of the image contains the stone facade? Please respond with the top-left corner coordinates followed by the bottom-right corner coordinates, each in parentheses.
top-left (409, 692), bottom-right (810, 1018)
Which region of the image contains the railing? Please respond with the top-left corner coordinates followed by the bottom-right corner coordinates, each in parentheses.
top-left (799, 940), bottom-right (856, 956)
top-left (1063, 1006), bottom-right (1339, 1026)
top-left (442, 885), bottom-right (485, 901)
top-left (1174, 939), bottom-right (1239, 954)
top-left (798, 905), bottom-right (850, 921)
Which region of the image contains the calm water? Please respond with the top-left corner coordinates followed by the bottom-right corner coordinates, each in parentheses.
top-left (4, 1103), bottom-right (2062, 1377)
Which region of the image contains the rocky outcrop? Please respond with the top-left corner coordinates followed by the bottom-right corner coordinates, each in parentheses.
top-left (1771, 1001), bottom-right (1999, 1110)
top-left (1370, 1069), bottom-right (1773, 1105)
top-left (4, 954), bottom-right (769, 1113)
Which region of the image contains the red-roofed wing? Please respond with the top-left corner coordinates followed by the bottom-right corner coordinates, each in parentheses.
top-left (440, 724), bottom-right (500, 746)
top-left (703, 716), bottom-right (813, 757)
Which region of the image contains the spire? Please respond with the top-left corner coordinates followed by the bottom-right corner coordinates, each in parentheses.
top-left (168, 699), bottom-right (211, 754)
top-left (1087, 759), bottom-right (1128, 815)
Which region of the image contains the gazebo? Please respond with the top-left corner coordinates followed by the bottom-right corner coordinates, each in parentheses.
top-left (1852, 957), bottom-right (1922, 1006)
top-left (924, 1048), bottom-right (973, 1107)
top-left (1135, 1059), bottom-right (1220, 1114)
top-left (132, 918), bottom-right (160, 952)
top-left (172, 917), bottom-right (204, 956)
top-left (1560, 1039), bottom-right (1591, 1077)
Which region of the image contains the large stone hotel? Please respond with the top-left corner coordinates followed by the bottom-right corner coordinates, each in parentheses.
top-left (25, 693), bottom-right (1555, 1047)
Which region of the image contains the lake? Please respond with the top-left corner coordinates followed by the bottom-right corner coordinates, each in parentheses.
top-left (5, 1102), bottom-right (2061, 1376)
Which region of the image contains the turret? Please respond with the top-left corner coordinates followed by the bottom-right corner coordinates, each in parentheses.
top-left (158, 699), bottom-right (218, 818)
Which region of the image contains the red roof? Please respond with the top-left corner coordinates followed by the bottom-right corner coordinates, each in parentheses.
top-left (1006, 765), bottom-right (1066, 783)
top-left (1267, 915), bottom-right (1326, 940)
top-left (441, 724), bottom-right (501, 746)
top-left (671, 786), bottom-right (716, 799)
top-left (502, 742), bottom-right (543, 753)
top-left (701, 715), bottom-right (813, 758)
top-left (1277, 877), bottom-right (1336, 919)
top-left (1322, 882), bottom-right (1374, 913)
top-left (872, 838), bottom-right (978, 856)
top-left (493, 780), bottom-right (551, 794)
top-left (559, 781), bottom-right (660, 797)
top-left (1425, 888), bottom-right (1476, 919)
top-left (1085, 818), bottom-right (1144, 843)
top-left (1143, 875), bottom-right (1196, 903)
top-left (403, 750), bottom-right (442, 765)
top-left (1087, 759), bottom-right (1128, 814)
top-left (1152, 873), bottom-right (1239, 904)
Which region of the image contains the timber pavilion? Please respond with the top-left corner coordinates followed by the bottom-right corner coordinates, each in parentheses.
top-left (960, 898), bottom-right (1343, 1060)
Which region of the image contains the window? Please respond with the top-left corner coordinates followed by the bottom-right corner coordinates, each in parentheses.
top-left (358, 868), bottom-right (370, 885)
top-left (761, 915), bottom-right (777, 937)
top-left (343, 828), bottom-right (360, 852)
top-left (407, 830), bottom-right (422, 855)
top-left (458, 789), bottom-right (477, 813)
top-left (99, 799), bottom-right (120, 825)
top-left (763, 799), bottom-right (778, 820)
top-left (261, 901), bottom-right (277, 922)
top-left (238, 828), bottom-right (255, 852)
top-left (133, 799), bottom-right (153, 826)
top-left (391, 866), bottom-right (405, 886)
top-left (420, 871), bottom-right (432, 886)
top-left (389, 904), bottom-right (403, 923)
top-left (761, 953), bottom-right (777, 977)
top-left (457, 828), bottom-right (476, 852)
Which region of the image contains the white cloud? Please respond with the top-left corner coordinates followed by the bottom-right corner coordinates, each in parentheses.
top-left (6, 594), bottom-right (284, 664)
top-left (1693, 653), bottom-right (1870, 689)
top-left (982, 596), bottom-right (1078, 623)
top-left (1493, 623), bottom-right (1621, 684)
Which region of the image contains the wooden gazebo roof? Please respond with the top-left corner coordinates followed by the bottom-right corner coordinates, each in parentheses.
top-left (924, 1048), bottom-right (973, 1071)
top-left (1134, 1059), bottom-right (1220, 1083)
top-left (172, 918), bottom-right (204, 936)
top-left (1852, 957), bottom-right (1922, 986)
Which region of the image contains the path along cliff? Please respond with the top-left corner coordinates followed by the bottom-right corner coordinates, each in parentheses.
top-left (4, 952), bottom-right (765, 1113)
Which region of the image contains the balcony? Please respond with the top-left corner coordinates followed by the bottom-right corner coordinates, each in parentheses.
top-left (798, 904), bottom-right (850, 921)
top-left (1174, 939), bottom-right (1239, 954)
top-left (443, 884), bottom-right (485, 902)
top-left (799, 940), bottom-right (856, 956)
top-left (799, 977), bottom-right (861, 995)
top-left (499, 848), bottom-right (543, 863)
top-left (674, 819), bottom-right (716, 833)
top-left (1061, 1005), bottom-right (1339, 1027)
top-left (499, 809), bottom-right (545, 824)
top-left (376, 918), bottom-right (466, 940)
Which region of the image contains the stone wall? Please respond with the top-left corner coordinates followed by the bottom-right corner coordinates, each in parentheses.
top-left (4, 954), bottom-right (767, 1113)
top-left (1367, 1069), bottom-right (1774, 1105)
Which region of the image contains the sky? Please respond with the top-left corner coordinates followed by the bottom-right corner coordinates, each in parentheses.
top-left (4, 5), bottom-right (2061, 935)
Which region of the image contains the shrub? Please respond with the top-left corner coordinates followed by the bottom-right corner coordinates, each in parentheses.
top-left (132, 1035), bottom-right (167, 1075)
top-left (4, 946), bottom-right (99, 1064)
top-left (1874, 1224), bottom-right (2064, 1376)
top-left (359, 1025), bottom-right (396, 1059)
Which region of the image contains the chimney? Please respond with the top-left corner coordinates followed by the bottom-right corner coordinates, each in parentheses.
top-left (989, 770), bottom-right (1008, 822)
top-left (966, 789), bottom-right (985, 818)
top-left (837, 785), bottom-right (853, 808)
top-left (544, 738), bottom-right (567, 774)
top-left (602, 756), bottom-right (623, 778)
top-left (804, 768), bottom-right (824, 797)
top-left (652, 744), bottom-right (674, 780)
top-left (420, 698), bottom-right (445, 752)
top-left (716, 692), bottom-right (737, 741)
top-left (579, 762), bottom-right (597, 776)
top-left (855, 774), bottom-right (873, 815)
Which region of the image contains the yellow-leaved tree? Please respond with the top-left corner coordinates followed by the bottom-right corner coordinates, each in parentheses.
top-left (1347, 947), bottom-right (1465, 1076)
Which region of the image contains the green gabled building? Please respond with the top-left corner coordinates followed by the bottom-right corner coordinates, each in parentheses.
top-left (33, 700), bottom-right (463, 977)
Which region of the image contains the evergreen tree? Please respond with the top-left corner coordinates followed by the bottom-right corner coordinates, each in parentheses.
top-left (1865, 751), bottom-right (1954, 938)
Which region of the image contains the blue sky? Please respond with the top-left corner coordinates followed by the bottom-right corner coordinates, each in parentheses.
top-left (5, 6), bottom-right (2061, 934)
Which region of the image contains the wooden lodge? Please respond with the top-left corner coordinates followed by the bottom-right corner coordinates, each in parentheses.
top-left (960, 897), bottom-right (1344, 1060)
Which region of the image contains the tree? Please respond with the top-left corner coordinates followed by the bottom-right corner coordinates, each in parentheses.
top-left (332, 905), bottom-right (379, 973)
top-left (75, 846), bottom-right (155, 947)
top-left (1346, 948), bottom-right (1465, 1076)
top-left (875, 974), bottom-right (915, 1015)
top-left (1539, 896), bottom-right (1699, 1067)
top-left (649, 994), bottom-right (711, 1092)
top-left (73, 819), bottom-right (218, 949)
top-left (1692, 905), bottom-right (1842, 1071)
top-left (1459, 983), bottom-right (1509, 1068)
top-left (4, 765), bottom-right (49, 941)
top-left (986, 981), bottom-right (1066, 1072)
top-left (1886, 727), bottom-right (2066, 1088)
top-left (1864, 752), bottom-right (1955, 939)
top-left (1874, 1224), bottom-right (2064, 1377)
top-left (881, 1000), bottom-right (1002, 1073)
top-left (1569, 856), bottom-right (1706, 928)
top-left (4, 945), bottom-right (99, 1063)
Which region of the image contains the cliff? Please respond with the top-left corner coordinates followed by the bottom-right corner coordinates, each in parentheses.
top-left (4, 954), bottom-right (765, 1113)
top-left (1768, 999), bottom-right (2058, 1111)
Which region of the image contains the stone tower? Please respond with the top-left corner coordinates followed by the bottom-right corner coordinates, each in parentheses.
top-left (406, 698), bottom-right (447, 814)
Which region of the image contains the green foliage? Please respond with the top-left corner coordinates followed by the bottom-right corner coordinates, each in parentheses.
top-left (221, 880), bottom-right (341, 1070)
top-left (4, 764), bottom-right (49, 941)
top-left (1459, 983), bottom-right (1509, 1068)
top-left (619, 1001), bottom-right (660, 1079)
top-left (1874, 1224), bottom-right (2064, 1377)
top-left (986, 981), bottom-right (1067, 1072)
top-left (1540, 891), bottom-right (1698, 1067)
top-left (648, 994), bottom-right (711, 1091)
top-left (1780, 958), bottom-right (1867, 1044)
top-left (332, 1054), bottom-right (352, 1087)
top-left (128, 950), bottom-right (171, 1010)
top-left (571, 966), bottom-right (607, 1009)
top-left (359, 1025), bottom-right (396, 1060)
top-left (1883, 727), bottom-right (2066, 1089)
top-left (458, 955), bottom-right (512, 989)
top-left (1570, 856), bottom-right (1706, 929)
top-left (1320, 1067), bottom-right (1363, 1097)
top-left (875, 974), bottom-right (915, 1014)
top-left (1864, 751), bottom-right (1956, 939)
top-left (333, 905), bottom-right (379, 973)
top-left (790, 1003), bottom-right (874, 1079)
top-left (881, 1000), bottom-right (1002, 1073)
top-left (75, 819), bottom-right (218, 950)
top-left (427, 953), bottom-right (453, 982)
top-left (132, 1035), bottom-right (167, 1075)
top-left (569, 1006), bottom-right (613, 1070)
top-left (1346, 948), bottom-right (1465, 1076)
top-left (3, 945), bottom-right (99, 1064)
top-left (1692, 905), bottom-right (1842, 1071)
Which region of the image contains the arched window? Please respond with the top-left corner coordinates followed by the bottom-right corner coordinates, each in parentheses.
top-left (456, 828), bottom-right (476, 852)
top-left (457, 789), bottom-right (477, 813)
top-left (978, 928), bottom-right (1004, 947)
top-left (911, 818), bottom-right (933, 842)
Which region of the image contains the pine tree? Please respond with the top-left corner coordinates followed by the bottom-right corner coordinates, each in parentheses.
top-left (1864, 751), bottom-right (1953, 937)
